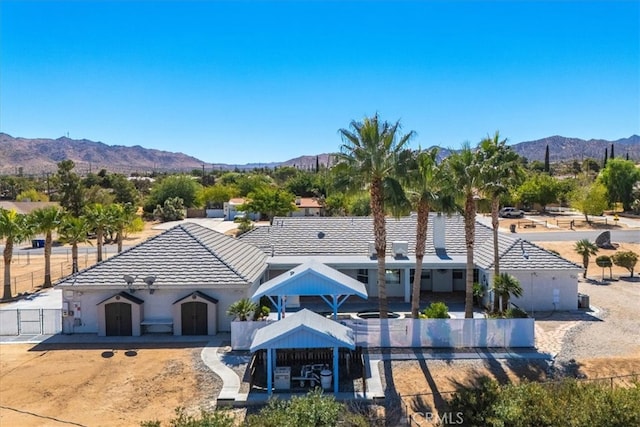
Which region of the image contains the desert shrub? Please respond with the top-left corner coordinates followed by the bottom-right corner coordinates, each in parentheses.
top-left (612, 251), bottom-right (638, 277)
top-left (422, 302), bottom-right (450, 319)
top-left (444, 378), bottom-right (640, 427)
top-left (446, 376), bottom-right (501, 426)
top-left (244, 389), bottom-right (369, 427)
top-left (504, 307), bottom-right (528, 318)
top-left (140, 407), bottom-right (234, 427)
top-left (153, 197), bottom-right (185, 222)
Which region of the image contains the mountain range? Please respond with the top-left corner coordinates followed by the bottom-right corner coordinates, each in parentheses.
top-left (0, 132), bottom-right (638, 176)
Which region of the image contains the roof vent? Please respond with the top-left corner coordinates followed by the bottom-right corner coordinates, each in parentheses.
top-left (392, 241), bottom-right (408, 257)
top-left (368, 241), bottom-right (376, 257)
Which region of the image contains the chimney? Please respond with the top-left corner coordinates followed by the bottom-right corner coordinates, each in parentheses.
top-left (433, 212), bottom-right (445, 249)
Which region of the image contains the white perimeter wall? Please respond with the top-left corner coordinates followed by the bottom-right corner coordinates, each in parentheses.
top-left (230, 318), bottom-right (535, 350)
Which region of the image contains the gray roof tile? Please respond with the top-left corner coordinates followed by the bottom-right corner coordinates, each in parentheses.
top-left (240, 215), bottom-right (580, 271)
top-left (57, 223), bottom-right (267, 288)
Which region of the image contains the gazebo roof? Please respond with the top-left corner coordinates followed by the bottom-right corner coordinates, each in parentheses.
top-left (249, 309), bottom-right (355, 352)
top-left (251, 259), bottom-right (367, 301)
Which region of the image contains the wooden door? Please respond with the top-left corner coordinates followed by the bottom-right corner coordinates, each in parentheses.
top-left (105, 302), bottom-right (132, 336)
top-left (181, 302), bottom-right (207, 335)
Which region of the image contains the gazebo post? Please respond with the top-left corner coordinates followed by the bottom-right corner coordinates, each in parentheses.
top-left (332, 295), bottom-right (338, 320)
top-left (333, 346), bottom-right (339, 393)
top-left (267, 348), bottom-right (273, 396)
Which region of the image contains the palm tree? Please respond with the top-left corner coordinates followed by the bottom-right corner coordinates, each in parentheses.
top-left (337, 114), bottom-right (415, 318)
top-left (574, 239), bottom-right (598, 279)
top-left (106, 203), bottom-right (136, 253)
top-left (227, 298), bottom-right (258, 321)
top-left (446, 143), bottom-right (483, 318)
top-left (58, 215), bottom-right (92, 274)
top-left (29, 206), bottom-right (63, 288)
top-left (1, 208), bottom-right (30, 300)
top-left (478, 132), bottom-right (525, 311)
top-left (84, 203), bottom-right (110, 262)
top-left (492, 273), bottom-right (524, 313)
top-left (402, 148), bottom-right (441, 318)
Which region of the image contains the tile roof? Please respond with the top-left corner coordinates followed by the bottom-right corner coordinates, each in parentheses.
top-left (57, 223), bottom-right (267, 288)
top-left (240, 214), bottom-right (580, 271)
top-left (475, 237), bottom-right (582, 270)
top-left (240, 214), bottom-right (491, 257)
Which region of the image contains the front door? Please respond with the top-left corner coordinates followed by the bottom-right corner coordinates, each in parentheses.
top-left (105, 302), bottom-right (132, 336)
top-left (181, 302), bottom-right (207, 335)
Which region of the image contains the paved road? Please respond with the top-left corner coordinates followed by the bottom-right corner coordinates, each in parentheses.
top-left (515, 230), bottom-right (639, 243)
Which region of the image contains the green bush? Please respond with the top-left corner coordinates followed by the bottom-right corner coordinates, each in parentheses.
top-left (444, 377), bottom-right (640, 427)
top-left (422, 302), bottom-right (450, 319)
top-left (244, 389), bottom-right (369, 427)
top-left (504, 307), bottom-right (529, 318)
top-left (140, 407), bottom-right (234, 427)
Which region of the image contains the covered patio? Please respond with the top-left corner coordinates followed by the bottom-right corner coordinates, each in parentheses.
top-left (251, 260), bottom-right (368, 320)
top-left (249, 309), bottom-right (357, 395)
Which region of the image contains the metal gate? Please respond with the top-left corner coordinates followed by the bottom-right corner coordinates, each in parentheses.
top-left (0, 309), bottom-right (62, 336)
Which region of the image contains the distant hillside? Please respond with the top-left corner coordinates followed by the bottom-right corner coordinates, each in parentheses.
top-left (1, 132), bottom-right (637, 176)
top-left (0, 133), bottom-right (208, 175)
top-left (511, 135), bottom-right (640, 163)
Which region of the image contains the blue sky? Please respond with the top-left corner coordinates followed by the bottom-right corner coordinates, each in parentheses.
top-left (1, 1), bottom-right (638, 165)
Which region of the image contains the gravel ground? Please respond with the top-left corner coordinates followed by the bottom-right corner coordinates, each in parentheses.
top-left (538, 277), bottom-right (640, 376)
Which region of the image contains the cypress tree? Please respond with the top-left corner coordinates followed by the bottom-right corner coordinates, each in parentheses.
top-left (627, 152), bottom-right (630, 161)
top-left (544, 144), bottom-right (550, 172)
top-left (604, 148), bottom-right (608, 167)
top-left (610, 143), bottom-right (615, 159)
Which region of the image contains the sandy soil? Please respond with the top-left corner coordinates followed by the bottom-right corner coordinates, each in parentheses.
top-left (0, 343), bottom-right (223, 427)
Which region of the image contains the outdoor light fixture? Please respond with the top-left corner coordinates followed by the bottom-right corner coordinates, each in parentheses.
top-left (123, 275), bottom-right (137, 293)
top-left (143, 276), bottom-right (156, 294)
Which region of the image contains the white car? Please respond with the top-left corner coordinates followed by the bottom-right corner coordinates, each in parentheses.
top-left (499, 207), bottom-right (524, 218)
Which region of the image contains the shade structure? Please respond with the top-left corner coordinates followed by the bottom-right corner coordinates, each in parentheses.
top-left (249, 309), bottom-right (355, 395)
top-left (251, 260), bottom-right (367, 320)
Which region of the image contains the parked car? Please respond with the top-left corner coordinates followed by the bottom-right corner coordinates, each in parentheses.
top-left (499, 207), bottom-right (524, 218)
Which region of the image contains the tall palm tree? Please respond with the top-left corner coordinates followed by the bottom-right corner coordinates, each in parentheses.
top-left (58, 215), bottom-right (92, 274)
top-left (402, 148), bottom-right (441, 318)
top-left (574, 239), bottom-right (598, 279)
top-left (337, 114), bottom-right (415, 318)
top-left (446, 143), bottom-right (483, 318)
top-left (84, 203), bottom-right (109, 262)
top-left (29, 206), bottom-right (63, 288)
top-left (492, 273), bottom-right (524, 313)
top-left (1, 208), bottom-right (30, 300)
top-left (478, 132), bottom-right (525, 311)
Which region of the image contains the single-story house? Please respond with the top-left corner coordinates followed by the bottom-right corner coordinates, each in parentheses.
top-left (223, 198), bottom-right (260, 221)
top-left (56, 223), bottom-right (268, 336)
top-left (289, 197), bottom-right (324, 217)
top-left (55, 213), bottom-right (581, 337)
top-left (239, 213), bottom-right (582, 312)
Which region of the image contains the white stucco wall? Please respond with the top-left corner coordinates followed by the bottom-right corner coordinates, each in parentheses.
top-left (483, 269), bottom-right (580, 312)
top-left (62, 286), bottom-right (251, 335)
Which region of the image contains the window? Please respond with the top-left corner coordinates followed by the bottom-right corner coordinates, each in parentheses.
top-left (473, 269), bottom-right (479, 283)
top-left (410, 270), bottom-right (431, 282)
top-left (385, 269), bottom-right (401, 285)
top-left (453, 270), bottom-right (464, 280)
top-left (357, 269), bottom-right (368, 284)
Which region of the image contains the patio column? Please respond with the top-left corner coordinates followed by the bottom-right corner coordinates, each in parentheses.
top-left (333, 346), bottom-right (339, 393)
top-left (267, 348), bottom-right (273, 396)
top-left (403, 267), bottom-right (411, 303)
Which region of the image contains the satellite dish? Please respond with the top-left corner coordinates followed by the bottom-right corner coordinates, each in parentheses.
top-left (143, 275), bottom-right (156, 286)
top-left (123, 274), bottom-right (135, 285)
